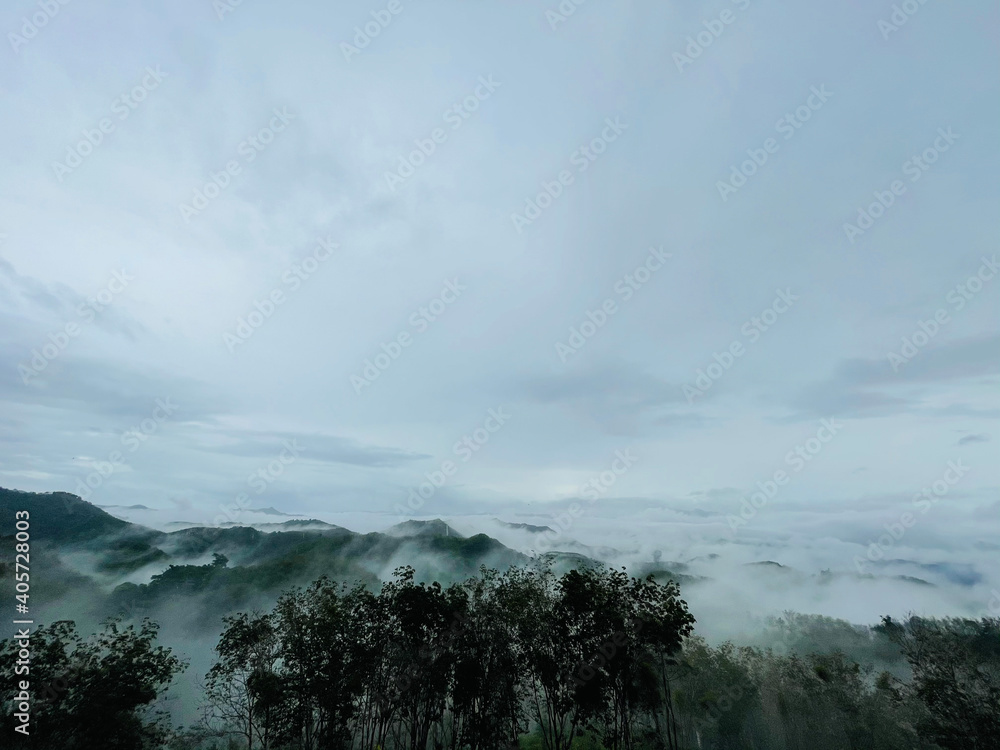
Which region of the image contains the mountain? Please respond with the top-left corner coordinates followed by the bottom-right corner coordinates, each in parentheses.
top-left (235, 519), bottom-right (342, 531)
top-left (253, 506), bottom-right (300, 517)
top-left (0, 487), bottom-right (953, 646)
top-left (493, 519), bottom-right (555, 534)
top-left (386, 518), bottom-right (463, 538)
top-left (0, 489), bottom-right (534, 632)
top-left (1, 487), bottom-right (130, 542)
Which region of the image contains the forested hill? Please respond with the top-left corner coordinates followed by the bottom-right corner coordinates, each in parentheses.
top-left (0, 487), bottom-right (130, 542)
top-left (0, 487), bottom-right (564, 630)
top-left (2, 488), bottom-right (999, 748)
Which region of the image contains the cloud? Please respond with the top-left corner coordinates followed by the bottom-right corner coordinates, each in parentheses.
top-left (0, 0), bottom-right (998, 625)
top-left (203, 429), bottom-right (429, 468)
top-left (957, 433), bottom-right (991, 446)
top-left (785, 333), bottom-right (1000, 421)
top-left (0, 257), bottom-right (143, 340)
top-left (0, 353), bottom-right (225, 425)
top-left (516, 363), bottom-right (700, 436)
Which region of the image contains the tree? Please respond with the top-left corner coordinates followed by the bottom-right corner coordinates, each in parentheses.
top-left (203, 612), bottom-right (283, 750)
top-left (878, 616), bottom-right (1000, 749)
top-left (271, 577), bottom-right (360, 749)
top-left (451, 567), bottom-right (529, 749)
top-left (380, 566), bottom-right (464, 750)
top-left (503, 564), bottom-right (582, 750)
top-left (0, 618), bottom-right (184, 749)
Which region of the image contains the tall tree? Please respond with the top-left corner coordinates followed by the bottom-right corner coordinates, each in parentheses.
top-left (203, 612), bottom-right (283, 750)
top-left (878, 616), bottom-right (1000, 750)
top-left (381, 566), bottom-right (464, 750)
top-left (451, 567), bottom-right (529, 749)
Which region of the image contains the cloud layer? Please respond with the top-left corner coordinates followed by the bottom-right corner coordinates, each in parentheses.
top-left (1, 0), bottom-right (997, 617)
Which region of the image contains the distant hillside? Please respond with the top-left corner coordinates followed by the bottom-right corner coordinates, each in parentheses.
top-left (0, 487), bottom-right (131, 542)
top-left (494, 519), bottom-right (555, 534)
top-left (0, 489), bottom-right (536, 632)
top-left (386, 518), bottom-right (463, 538)
top-left (254, 506), bottom-right (300, 517)
top-left (224, 519), bottom-right (343, 532)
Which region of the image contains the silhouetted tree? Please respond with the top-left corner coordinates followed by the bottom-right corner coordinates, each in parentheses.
top-left (878, 616), bottom-right (1000, 750)
top-left (204, 612), bottom-right (282, 750)
top-left (0, 618), bottom-right (183, 749)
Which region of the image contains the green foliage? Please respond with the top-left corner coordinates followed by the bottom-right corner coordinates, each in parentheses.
top-left (0, 487), bottom-right (129, 543)
top-left (0, 618), bottom-right (185, 749)
top-left (194, 564), bottom-right (696, 750)
top-left (877, 616), bottom-right (1000, 749)
top-left (4, 551), bottom-right (999, 749)
top-left (189, 577), bottom-right (1000, 750)
top-left (190, 566), bottom-right (998, 750)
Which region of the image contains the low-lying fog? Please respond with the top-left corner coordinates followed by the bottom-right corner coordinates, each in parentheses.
top-left (97, 492), bottom-right (1000, 637)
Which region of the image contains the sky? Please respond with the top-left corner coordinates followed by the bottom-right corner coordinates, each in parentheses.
top-left (1, 0), bottom-right (998, 613)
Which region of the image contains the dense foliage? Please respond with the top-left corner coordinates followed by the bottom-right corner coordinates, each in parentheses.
top-left (0, 618), bottom-right (184, 749)
top-left (2, 565), bottom-right (999, 749)
top-left (194, 565), bottom-right (695, 750)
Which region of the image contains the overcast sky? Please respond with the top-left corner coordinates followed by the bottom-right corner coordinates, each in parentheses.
top-left (1, 0), bottom-right (997, 594)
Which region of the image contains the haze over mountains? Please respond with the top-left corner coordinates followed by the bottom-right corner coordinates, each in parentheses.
top-left (1, 0), bottom-right (997, 745)
top-left (3, 485), bottom-right (994, 646)
top-left (2, 2), bottom-right (997, 632)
